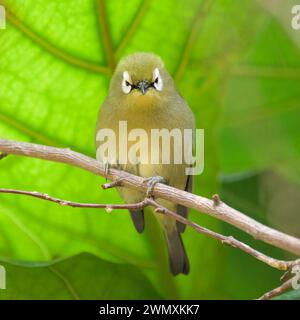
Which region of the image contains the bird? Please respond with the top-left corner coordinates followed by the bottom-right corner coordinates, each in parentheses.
top-left (95, 52), bottom-right (195, 275)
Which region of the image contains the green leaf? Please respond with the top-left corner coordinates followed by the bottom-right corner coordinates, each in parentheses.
top-left (218, 11), bottom-right (300, 183)
top-left (1, 0), bottom-right (299, 299)
top-left (0, 253), bottom-right (161, 299)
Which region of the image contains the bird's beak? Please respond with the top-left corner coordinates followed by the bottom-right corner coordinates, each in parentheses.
top-left (136, 80), bottom-right (151, 95)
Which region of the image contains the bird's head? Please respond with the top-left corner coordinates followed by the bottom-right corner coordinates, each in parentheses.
top-left (108, 52), bottom-right (175, 107)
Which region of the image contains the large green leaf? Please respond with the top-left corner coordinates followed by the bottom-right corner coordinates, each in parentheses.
top-left (0, 0), bottom-right (299, 299)
top-left (218, 1), bottom-right (300, 183)
top-left (0, 253), bottom-right (161, 299)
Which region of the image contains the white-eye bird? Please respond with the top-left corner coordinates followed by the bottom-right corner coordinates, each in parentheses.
top-left (96, 52), bottom-right (195, 275)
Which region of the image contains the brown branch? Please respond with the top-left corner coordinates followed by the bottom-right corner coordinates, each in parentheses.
top-left (258, 279), bottom-right (294, 300)
top-left (147, 198), bottom-right (296, 271)
top-left (0, 188), bottom-right (147, 211)
top-left (1, 139), bottom-right (300, 257)
top-left (0, 187), bottom-right (296, 272)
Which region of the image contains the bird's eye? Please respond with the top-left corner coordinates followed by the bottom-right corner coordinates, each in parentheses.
top-left (122, 71), bottom-right (132, 94)
top-left (153, 68), bottom-right (163, 91)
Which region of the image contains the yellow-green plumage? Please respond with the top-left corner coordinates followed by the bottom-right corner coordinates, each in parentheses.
top-left (96, 52), bottom-right (195, 275)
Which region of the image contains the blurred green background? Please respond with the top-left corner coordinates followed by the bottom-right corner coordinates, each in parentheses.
top-left (0, 0), bottom-right (300, 299)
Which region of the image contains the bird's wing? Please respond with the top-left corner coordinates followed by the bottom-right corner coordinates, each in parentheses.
top-left (129, 210), bottom-right (145, 233)
top-left (118, 163), bottom-right (145, 234)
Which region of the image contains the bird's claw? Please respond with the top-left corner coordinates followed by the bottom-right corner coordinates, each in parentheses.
top-left (104, 162), bottom-right (109, 181)
top-left (103, 161), bottom-right (119, 181)
top-left (143, 176), bottom-right (166, 198)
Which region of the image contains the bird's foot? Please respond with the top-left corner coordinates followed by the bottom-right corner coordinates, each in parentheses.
top-left (143, 176), bottom-right (166, 198)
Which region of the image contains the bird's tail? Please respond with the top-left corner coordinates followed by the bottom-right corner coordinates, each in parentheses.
top-left (165, 229), bottom-right (189, 275)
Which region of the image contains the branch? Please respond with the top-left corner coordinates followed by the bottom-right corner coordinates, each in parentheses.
top-left (0, 188), bottom-right (147, 211)
top-left (147, 198), bottom-right (296, 271)
top-left (1, 138), bottom-right (300, 257)
top-left (0, 187), bottom-right (296, 272)
top-left (258, 279), bottom-right (294, 300)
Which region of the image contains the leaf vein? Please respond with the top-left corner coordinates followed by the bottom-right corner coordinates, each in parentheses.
top-left (4, 6), bottom-right (110, 75)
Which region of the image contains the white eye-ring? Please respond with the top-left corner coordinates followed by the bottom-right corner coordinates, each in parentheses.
top-left (153, 68), bottom-right (163, 91)
top-left (122, 71), bottom-right (132, 94)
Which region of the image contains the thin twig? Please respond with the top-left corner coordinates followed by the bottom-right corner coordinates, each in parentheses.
top-left (258, 279), bottom-right (294, 300)
top-left (0, 188), bottom-right (147, 211)
top-left (1, 139), bottom-right (300, 256)
top-left (0, 187), bottom-right (297, 272)
top-left (147, 198), bottom-right (295, 271)
top-left (102, 179), bottom-right (124, 189)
